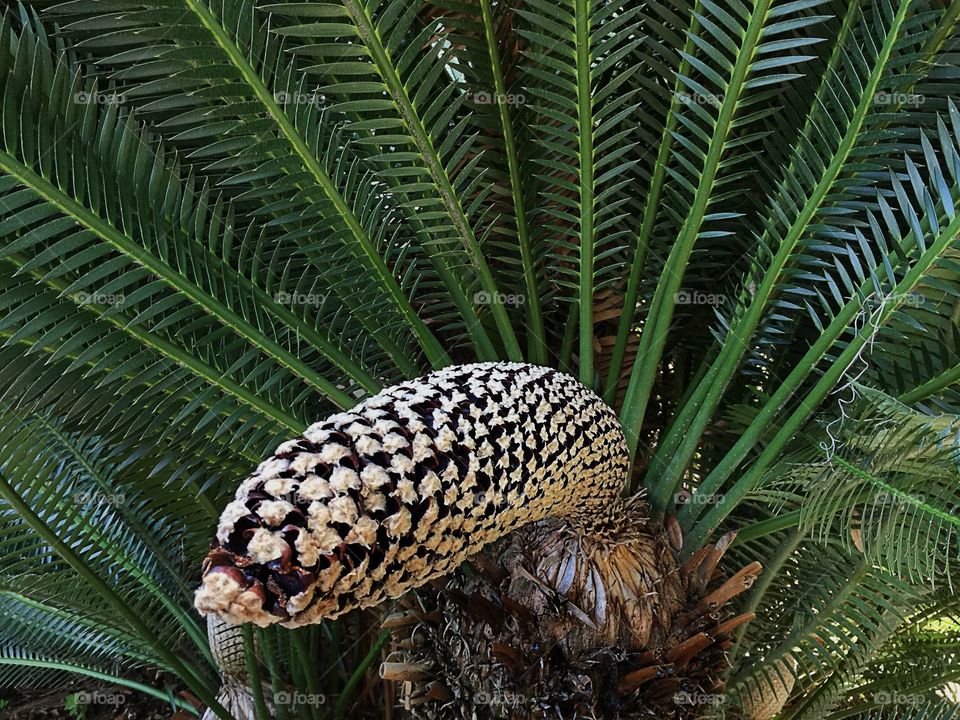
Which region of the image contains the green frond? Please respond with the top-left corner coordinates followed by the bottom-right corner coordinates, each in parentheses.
top-left (259, 0), bottom-right (521, 359)
top-left (730, 543), bottom-right (923, 719)
top-left (0, 413), bottom-right (209, 652)
top-left (618, 0), bottom-right (831, 451)
top-left (0, 409), bottom-right (229, 716)
top-left (43, 0), bottom-right (451, 370)
top-left (772, 387), bottom-right (960, 590)
top-left (646, 0), bottom-right (927, 507)
top-left (516, 0), bottom-right (648, 384)
top-left (1, 1), bottom-right (960, 716)
top-left (683, 98), bottom-right (960, 549)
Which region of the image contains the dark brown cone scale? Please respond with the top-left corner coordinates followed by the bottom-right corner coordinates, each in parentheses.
top-left (384, 498), bottom-right (762, 719)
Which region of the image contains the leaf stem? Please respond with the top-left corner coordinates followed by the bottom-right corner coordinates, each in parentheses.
top-left (575, 0), bottom-right (595, 387)
top-left (479, 0), bottom-right (547, 365)
top-left (243, 625), bottom-right (271, 720)
top-left (333, 629), bottom-right (390, 719)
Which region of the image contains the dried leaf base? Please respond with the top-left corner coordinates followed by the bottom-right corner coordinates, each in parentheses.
top-left (382, 497), bottom-right (763, 719)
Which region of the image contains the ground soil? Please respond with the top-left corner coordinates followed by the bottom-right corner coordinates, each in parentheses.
top-left (0, 679), bottom-right (190, 720)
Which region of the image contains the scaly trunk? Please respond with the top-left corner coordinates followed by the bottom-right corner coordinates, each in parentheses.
top-left (202, 615), bottom-right (269, 720)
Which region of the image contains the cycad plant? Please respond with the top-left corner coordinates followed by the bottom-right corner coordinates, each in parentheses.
top-left (1, 0), bottom-right (960, 718)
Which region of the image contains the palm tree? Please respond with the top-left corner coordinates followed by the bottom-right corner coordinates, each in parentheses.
top-left (0, 0), bottom-right (959, 719)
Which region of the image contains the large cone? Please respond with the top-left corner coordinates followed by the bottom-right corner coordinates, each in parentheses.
top-left (196, 363), bottom-right (627, 627)
top-left (192, 362), bottom-right (762, 718)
